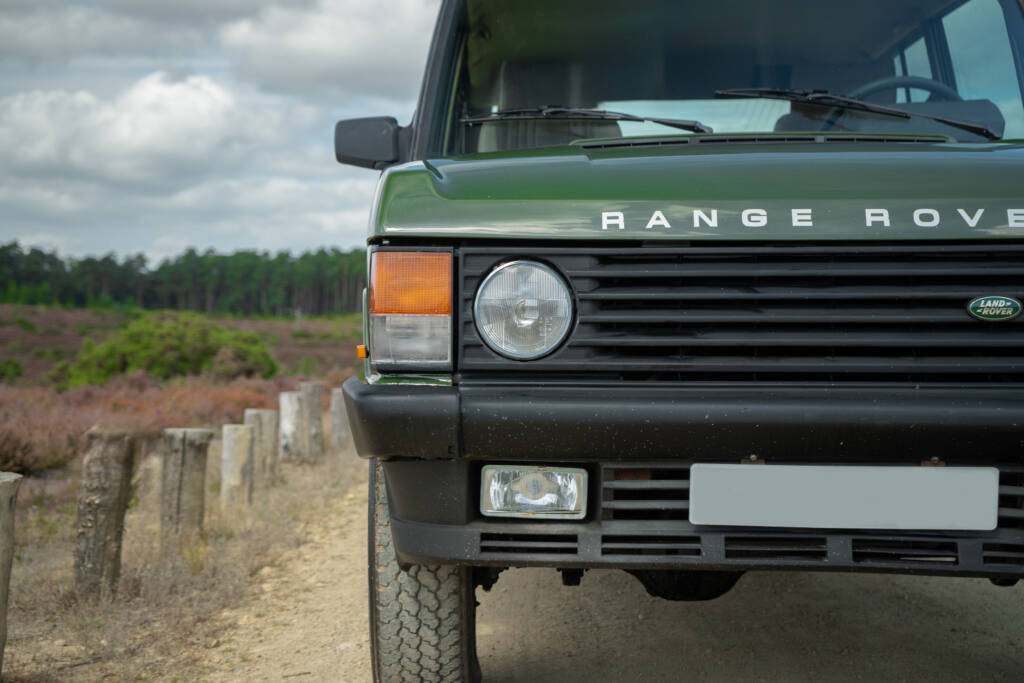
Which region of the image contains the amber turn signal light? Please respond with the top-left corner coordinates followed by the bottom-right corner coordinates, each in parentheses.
top-left (370, 251), bottom-right (452, 315)
top-left (356, 345), bottom-right (367, 359)
top-left (367, 250), bottom-right (453, 370)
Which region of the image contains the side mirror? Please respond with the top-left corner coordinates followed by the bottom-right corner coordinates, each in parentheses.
top-left (335, 117), bottom-right (402, 170)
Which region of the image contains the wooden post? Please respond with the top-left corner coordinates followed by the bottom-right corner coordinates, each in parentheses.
top-left (130, 431), bottom-right (165, 519)
top-left (244, 409), bottom-right (278, 487)
top-left (279, 391), bottom-right (307, 463)
top-left (74, 429), bottom-right (134, 601)
top-left (0, 472), bottom-right (22, 673)
top-left (221, 424), bottom-right (254, 509)
top-left (161, 428), bottom-right (214, 552)
top-left (300, 381), bottom-right (325, 464)
top-left (329, 388), bottom-right (351, 454)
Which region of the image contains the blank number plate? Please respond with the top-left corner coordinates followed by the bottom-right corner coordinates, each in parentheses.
top-left (689, 464), bottom-right (999, 531)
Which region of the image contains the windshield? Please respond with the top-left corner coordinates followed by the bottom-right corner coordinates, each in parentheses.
top-left (444, 0), bottom-right (1024, 153)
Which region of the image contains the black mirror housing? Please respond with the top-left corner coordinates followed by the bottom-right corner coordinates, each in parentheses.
top-left (335, 117), bottom-right (402, 170)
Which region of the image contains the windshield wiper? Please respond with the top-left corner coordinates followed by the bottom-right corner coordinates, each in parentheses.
top-left (714, 87), bottom-right (999, 141)
top-left (461, 106), bottom-right (713, 135)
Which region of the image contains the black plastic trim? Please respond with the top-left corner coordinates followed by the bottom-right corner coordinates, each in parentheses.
top-left (343, 377), bottom-right (459, 459)
top-left (345, 377), bottom-right (1024, 462)
top-left (459, 384), bottom-right (1024, 462)
top-left (388, 516), bottom-right (1024, 579)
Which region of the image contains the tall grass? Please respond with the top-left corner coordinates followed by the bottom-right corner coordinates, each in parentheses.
top-left (0, 373), bottom-right (296, 474)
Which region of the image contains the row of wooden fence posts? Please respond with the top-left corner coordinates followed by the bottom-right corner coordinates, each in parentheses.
top-left (0, 381), bottom-right (356, 673)
top-left (0, 473), bottom-right (21, 674)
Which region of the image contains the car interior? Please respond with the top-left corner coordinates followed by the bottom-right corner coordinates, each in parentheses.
top-left (454, 0), bottom-right (1023, 151)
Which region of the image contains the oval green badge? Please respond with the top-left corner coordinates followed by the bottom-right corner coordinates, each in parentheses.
top-left (968, 296), bottom-right (1022, 321)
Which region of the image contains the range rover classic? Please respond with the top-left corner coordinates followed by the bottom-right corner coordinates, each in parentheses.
top-left (337, 1), bottom-right (1024, 680)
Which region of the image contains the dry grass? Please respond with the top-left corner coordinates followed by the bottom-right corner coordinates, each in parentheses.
top-left (0, 374), bottom-right (312, 474)
top-left (0, 305), bottom-right (362, 679)
top-left (5, 426), bottom-right (356, 682)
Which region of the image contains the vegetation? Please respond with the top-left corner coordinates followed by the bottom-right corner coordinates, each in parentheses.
top-left (0, 375), bottom-right (291, 474)
top-left (0, 358), bottom-right (22, 384)
top-left (54, 313), bottom-right (277, 388)
top-left (6, 418), bottom-right (353, 680)
top-left (0, 241), bottom-right (366, 316)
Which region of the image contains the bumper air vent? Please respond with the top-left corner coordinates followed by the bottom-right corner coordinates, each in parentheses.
top-left (983, 543), bottom-right (1024, 566)
top-left (724, 536), bottom-right (828, 561)
top-left (479, 532), bottom-right (577, 556)
top-left (852, 539), bottom-right (959, 565)
top-left (998, 467), bottom-right (1024, 529)
top-left (601, 463), bottom-right (690, 521)
top-left (601, 535), bottom-right (701, 557)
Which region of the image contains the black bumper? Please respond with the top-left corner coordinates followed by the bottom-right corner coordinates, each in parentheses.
top-left (343, 378), bottom-right (1024, 577)
top-left (343, 378), bottom-right (1024, 462)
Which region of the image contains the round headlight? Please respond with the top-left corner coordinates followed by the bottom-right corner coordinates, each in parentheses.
top-left (474, 260), bottom-right (573, 360)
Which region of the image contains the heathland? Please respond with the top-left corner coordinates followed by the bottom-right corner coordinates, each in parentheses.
top-left (0, 303), bottom-right (361, 474)
top-left (0, 301), bottom-right (364, 680)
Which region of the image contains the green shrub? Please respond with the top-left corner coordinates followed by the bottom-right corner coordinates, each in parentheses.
top-left (0, 358), bottom-right (23, 384)
top-left (62, 313), bottom-right (277, 387)
top-left (13, 317), bottom-right (36, 332)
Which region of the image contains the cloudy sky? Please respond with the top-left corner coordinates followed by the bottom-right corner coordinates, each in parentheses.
top-left (0, 0), bottom-right (441, 262)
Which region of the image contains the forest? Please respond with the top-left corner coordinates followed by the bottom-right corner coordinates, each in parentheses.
top-left (0, 241), bottom-right (367, 316)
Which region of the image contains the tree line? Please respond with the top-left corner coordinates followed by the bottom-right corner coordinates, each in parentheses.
top-left (0, 242), bottom-right (367, 316)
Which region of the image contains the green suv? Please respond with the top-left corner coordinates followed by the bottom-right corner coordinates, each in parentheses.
top-left (337, 1), bottom-right (1024, 680)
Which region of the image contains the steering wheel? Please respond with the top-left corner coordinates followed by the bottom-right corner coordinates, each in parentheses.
top-left (816, 75), bottom-right (962, 132)
top-left (847, 75), bottom-right (962, 102)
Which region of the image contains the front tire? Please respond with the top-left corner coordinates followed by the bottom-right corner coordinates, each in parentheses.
top-left (368, 460), bottom-right (480, 682)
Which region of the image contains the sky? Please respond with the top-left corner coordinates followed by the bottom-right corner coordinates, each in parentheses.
top-left (0, 0), bottom-right (442, 263)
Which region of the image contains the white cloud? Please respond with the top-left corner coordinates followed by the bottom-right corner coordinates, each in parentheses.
top-left (0, 72), bottom-right (287, 187)
top-left (105, 0), bottom-right (299, 24)
top-left (220, 0), bottom-right (440, 102)
top-left (0, 2), bottom-right (416, 258)
top-left (0, 182), bottom-right (84, 214)
top-left (17, 232), bottom-right (82, 255)
top-left (0, 5), bottom-right (199, 61)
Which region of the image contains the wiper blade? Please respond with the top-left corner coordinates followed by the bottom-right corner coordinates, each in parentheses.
top-left (461, 106), bottom-right (713, 134)
top-left (714, 87), bottom-right (999, 140)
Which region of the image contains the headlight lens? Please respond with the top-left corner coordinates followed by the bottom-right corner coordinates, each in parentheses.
top-left (474, 260), bottom-right (573, 360)
top-left (481, 465), bottom-right (587, 519)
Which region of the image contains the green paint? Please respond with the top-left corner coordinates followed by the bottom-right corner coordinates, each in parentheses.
top-left (968, 296), bottom-right (1023, 321)
top-left (373, 138), bottom-right (1024, 241)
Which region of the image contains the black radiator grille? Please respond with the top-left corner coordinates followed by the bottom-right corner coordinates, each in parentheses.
top-left (459, 244), bottom-right (1024, 383)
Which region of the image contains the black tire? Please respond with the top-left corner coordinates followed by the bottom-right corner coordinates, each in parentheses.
top-left (368, 460), bottom-right (480, 682)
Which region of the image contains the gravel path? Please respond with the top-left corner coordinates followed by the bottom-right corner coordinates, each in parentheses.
top-left (191, 456), bottom-right (372, 682)
top-left (193, 461), bottom-right (1024, 682)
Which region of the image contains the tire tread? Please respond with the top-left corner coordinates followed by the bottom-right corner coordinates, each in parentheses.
top-left (369, 461), bottom-right (475, 682)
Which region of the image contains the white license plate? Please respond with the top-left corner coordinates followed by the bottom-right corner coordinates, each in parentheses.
top-left (689, 464), bottom-right (999, 531)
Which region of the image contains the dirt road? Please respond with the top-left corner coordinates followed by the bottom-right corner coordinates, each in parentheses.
top-left (194, 461), bottom-right (1024, 682)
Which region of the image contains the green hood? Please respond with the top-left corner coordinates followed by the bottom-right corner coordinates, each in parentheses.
top-left (374, 139), bottom-right (1024, 241)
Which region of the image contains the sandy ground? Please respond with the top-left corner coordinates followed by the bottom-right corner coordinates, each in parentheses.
top-left (183, 454), bottom-right (373, 682)
top-left (184, 459), bottom-right (1024, 683)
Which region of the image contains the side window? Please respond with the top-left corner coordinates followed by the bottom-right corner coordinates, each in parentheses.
top-left (943, 0), bottom-right (1024, 137)
top-left (892, 37), bottom-right (934, 103)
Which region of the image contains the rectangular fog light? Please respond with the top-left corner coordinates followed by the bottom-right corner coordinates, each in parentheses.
top-left (481, 465), bottom-right (587, 520)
